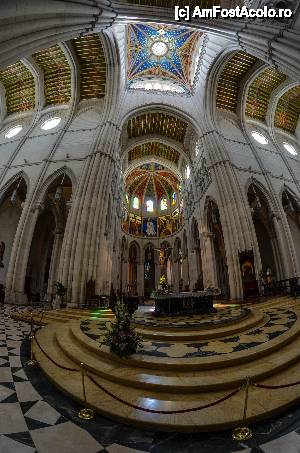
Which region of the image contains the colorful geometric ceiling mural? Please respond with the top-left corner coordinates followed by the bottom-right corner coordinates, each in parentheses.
top-left (126, 163), bottom-right (179, 201)
top-left (72, 34), bottom-right (106, 100)
top-left (127, 1), bottom-right (219, 10)
top-left (216, 51), bottom-right (257, 112)
top-left (128, 142), bottom-right (180, 165)
top-left (33, 45), bottom-right (71, 105)
top-left (127, 112), bottom-right (188, 143)
top-left (127, 23), bottom-right (202, 94)
top-left (246, 68), bottom-right (286, 121)
top-left (275, 86), bottom-right (300, 134)
top-left (0, 61), bottom-right (35, 114)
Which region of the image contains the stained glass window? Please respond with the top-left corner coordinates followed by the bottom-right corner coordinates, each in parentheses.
top-left (125, 194), bottom-right (129, 204)
top-left (133, 197), bottom-right (139, 209)
top-left (161, 198), bottom-right (168, 211)
top-left (172, 192), bottom-right (177, 206)
top-left (186, 166), bottom-right (191, 179)
top-left (146, 199), bottom-right (154, 212)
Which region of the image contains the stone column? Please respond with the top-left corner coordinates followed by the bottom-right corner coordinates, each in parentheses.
top-left (201, 232), bottom-right (218, 289)
top-left (46, 229), bottom-right (64, 301)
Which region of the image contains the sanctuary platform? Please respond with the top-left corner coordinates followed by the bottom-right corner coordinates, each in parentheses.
top-left (22, 296), bottom-right (300, 432)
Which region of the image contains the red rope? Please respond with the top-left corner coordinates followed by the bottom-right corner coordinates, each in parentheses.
top-left (253, 380), bottom-right (300, 389)
top-left (34, 336), bottom-right (79, 373)
top-left (87, 374), bottom-right (241, 414)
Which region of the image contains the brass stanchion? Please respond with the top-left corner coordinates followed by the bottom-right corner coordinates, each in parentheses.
top-left (40, 310), bottom-right (44, 325)
top-left (26, 312), bottom-right (37, 367)
top-left (78, 363), bottom-right (95, 420)
top-left (232, 377), bottom-right (253, 441)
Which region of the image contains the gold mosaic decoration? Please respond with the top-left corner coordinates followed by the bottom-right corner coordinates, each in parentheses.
top-left (34, 45), bottom-right (71, 105)
top-left (0, 61), bottom-right (35, 114)
top-left (216, 51), bottom-right (257, 112)
top-left (274, 86), bottom-right (300, 134)
top-left (246, 68), bottom-right (286, 121)
top-left (127, 0), bottom-right (219, 7)
top-left (127, 113), bottom-right (187, 143)
top-left (72, 34), bottom-right (106, 100)
top-left (128, 142), bottom-right (180, 165)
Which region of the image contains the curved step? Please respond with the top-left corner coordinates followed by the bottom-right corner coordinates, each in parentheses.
top-left (34, 322), bottom-right (300, 432)
top-left (134, 310), bottom-right (266, 341)
top-left (55, 321), bottom-right (300, 393)
top-left (70, 309), bottom-right (300, 371)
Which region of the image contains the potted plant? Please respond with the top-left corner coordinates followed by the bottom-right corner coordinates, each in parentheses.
top-left (54, 282), bottom-right (67, 308)
top-left (102, 299), bottom-right (142, 358)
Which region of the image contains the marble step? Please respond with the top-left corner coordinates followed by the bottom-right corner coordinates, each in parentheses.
top-left (56, 326), bottom-right (300, 393)
top-left (55, 322), bottom-right (300, 393)
top-left (70, 311), bottom-right (300, 371)
top-left (34, 323), bottom-right (300, 432)
top-left (134, 310), bottom-right (266, 341)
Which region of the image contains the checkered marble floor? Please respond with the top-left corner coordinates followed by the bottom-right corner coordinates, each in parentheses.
top-left (2, 305), bottom-right (300, 453)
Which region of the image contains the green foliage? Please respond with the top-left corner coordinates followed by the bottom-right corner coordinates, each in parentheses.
top-left (102, 299), bottom-right (143, 358)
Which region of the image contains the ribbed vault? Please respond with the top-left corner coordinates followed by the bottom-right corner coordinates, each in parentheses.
top-left (128, 142), bottom-right (180, 165)
top-left (216, 51), bottom-right (257, 113)
top-left (0, 61), bottom-right (35, 114)
top-left (274, 86), bottom-right (300, 134)
top-left (245, 68), bottom-right (287, 122)
top-left (127, 112), bottom-right (188, 143)
top-left (33, 45), bottom-right (72, 106)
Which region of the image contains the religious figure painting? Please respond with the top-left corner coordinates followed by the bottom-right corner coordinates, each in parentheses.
top-left (158, 215), bottom-right (172, 237)
top-left (143, 218), bottom-right (157, 237)
top-left (129, 215), bottom-right (142, 236)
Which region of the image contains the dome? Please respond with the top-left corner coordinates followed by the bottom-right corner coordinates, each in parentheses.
top-left (122, 163), bottom-right (183, 237)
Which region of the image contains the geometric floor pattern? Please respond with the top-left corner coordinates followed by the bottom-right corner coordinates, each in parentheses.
top-left (2, 304), bottom-right (300, 452)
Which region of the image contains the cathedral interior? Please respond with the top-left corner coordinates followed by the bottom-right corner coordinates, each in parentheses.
top-left (0, 1), bottom-right (300, 452)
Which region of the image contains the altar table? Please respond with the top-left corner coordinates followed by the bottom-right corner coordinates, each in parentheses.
top-left (153, 291), bottom-right (219, 316)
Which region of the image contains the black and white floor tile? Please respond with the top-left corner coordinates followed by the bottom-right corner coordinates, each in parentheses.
top-left (2, 305), bottom-right (300, 452)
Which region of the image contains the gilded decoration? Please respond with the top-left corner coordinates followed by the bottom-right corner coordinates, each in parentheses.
top-left (0, 61), bottom-right (35, 114)
top-left (127, 112), bottom-right (188, 142)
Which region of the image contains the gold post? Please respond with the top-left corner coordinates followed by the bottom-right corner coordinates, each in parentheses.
top-left (39, 310), bottom-right (44, 325)
top-left (232, 377), bottom-right (253, 441)
top-left (78, 363), bottom-right (95, 420)
top-left (26, 313), bottom-right (37, 367)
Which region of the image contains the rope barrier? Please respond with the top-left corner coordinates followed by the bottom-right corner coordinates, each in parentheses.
top-left (253, 380), bottom-right (300, 389)
top-left (34, 335), bottom-right (79, 373)
top-left (87, 374), bottom-right (241, 414)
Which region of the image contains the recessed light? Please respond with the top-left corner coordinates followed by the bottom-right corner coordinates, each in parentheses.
top-left (5, 125), bottom-right (22, 138)
top-left (41, 116), bottom-right (61, 131)
top-left (251, 130), bottom-right (268, 145)
top-left (283, 142), bottom-right (297, 156)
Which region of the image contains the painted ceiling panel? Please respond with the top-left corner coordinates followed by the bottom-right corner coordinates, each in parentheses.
top-left (34, 45), bottom-right (71, 105)
top-left (126, 163), bottom-right (179, 202)
top-left (246, 68), bottom-right (286, 121)
top-left (216, 51), bottom-right (257, 112)
top-left (127, 23), bottom-right (202, 94)
top-left (275, 86), bottom-right (300, 134)
top-left (128, 141), bottom-right (181, 165)
top-left (0, 61), bottom-right (35, 114)
top-left (127, 113), bottom-right (187, 143)
top-left (72, 34), bottom-right (106, 100)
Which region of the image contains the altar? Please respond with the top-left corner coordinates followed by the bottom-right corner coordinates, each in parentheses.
top-left (153, 291), bottom-right (219, 316)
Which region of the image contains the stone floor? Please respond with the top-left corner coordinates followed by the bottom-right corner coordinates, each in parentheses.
top-left (2, 304), bottom-right (300, 452)
top-left (80, 307), bottom-right (297, 358)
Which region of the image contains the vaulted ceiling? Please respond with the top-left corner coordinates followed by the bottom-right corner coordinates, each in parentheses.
top-left (274, 86), bottom-right (300, 134)
top-left (0, 61), bottom-right (35, 114)
top-left (128, 142), bottom-right (180, 165)
top-left (127, 0), bottom-right (219, 7)
top-left (127, 112), bottom-right (188, 143)
top-left (0, 34), bottom-right (107, 116)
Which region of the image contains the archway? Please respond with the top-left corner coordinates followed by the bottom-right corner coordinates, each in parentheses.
top-left (0, 176), bottom-right (27, 287)
top-left (248, 183), bottom-right (279, 283)
top-left (25, 173), bottom-right (72, 301)
top-left (282, 190), bottom-right (300, 274)
top-left (207, 200), bottom-right (230, 299)
top-left (144, 243), bottom-right (155, 298)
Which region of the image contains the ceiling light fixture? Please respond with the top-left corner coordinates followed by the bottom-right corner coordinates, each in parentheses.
top-left (41, 116), bottom-right (61, 131)
top-left (283, 142), bottom-right (297, 156)
top-left (5, 125), bottom-right (23, 139)
top-left (251, 130), bottom-right (268, 145)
